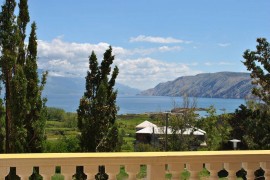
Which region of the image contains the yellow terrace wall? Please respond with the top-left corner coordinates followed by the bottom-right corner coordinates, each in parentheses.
top-left (0, 150), bottom-right (269, 179)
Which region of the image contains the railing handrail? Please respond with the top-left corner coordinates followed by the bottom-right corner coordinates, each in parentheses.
top-left (1, 150), bottom-right (269, 179)
top-left (1, 150), bottom-right (270, 159)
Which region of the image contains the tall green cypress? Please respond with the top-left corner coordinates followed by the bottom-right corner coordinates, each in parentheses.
top-left (0, 0), bottom-right (19, 153)
top-left (10, 65), bottom-right (27, 152)
top-left (24, 22), bottom-right (47, 152)
top-left (0, 0), bottom-right (47, 153)
top-left (17, 0), bottom-right (29, 66)
top-left (77, 47), bottom-right (120, 152)
top-left (0, 99), bottom-right (5, 153)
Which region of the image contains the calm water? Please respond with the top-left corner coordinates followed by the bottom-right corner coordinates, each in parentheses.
top-left (46, 95), bottom-right (245, 114)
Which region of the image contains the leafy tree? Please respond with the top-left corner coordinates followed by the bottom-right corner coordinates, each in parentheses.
top-left (47, 107), bottom-right (66, 121)
top-left (229, 38), bottom-right (270, 150)
top-left (197, 106), bottom-right (232, 150)
top-left (243, 38), bottom-right (270, 104)
top-left (228, 104), bottom-right (270, 149)
top-left (166, 95), bottom-right (200, 151)
top-left (77, 47), bottom-right (120, 152)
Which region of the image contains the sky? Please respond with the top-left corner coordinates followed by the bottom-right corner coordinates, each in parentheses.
top-left (8, 0), bottom-right (270, 90)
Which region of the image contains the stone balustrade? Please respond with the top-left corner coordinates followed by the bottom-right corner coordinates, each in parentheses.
top-left (0, 150), bottom-right (269, 179)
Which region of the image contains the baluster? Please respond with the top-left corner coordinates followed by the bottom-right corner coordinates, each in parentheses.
top-left (224, 162), bottom-right (241, 179)
top-left (126, 164), bottom-right (140, 180)
top-left (106, 165), bottom-right (119, 180)
top-left (242, 162), bottom-right (259, 179)
top-left (95, 166), bottom-right (108, 180)
top-left (168, 163), bottom-right (184, 180)
top-left (84, 165), bottom-right (97, 180)
top-left (147, 164), bottom-right (165, 180)
top-left (261, 162), bottom-right (270, 179)
top-left (62, 165), bottom-right (76, 180)
top-left (16, 166), bottom-right (32, 180)
top-left (205, 162), bottom-right (223, 180)
top-left (0, 167), bottom-right (8, 180)
top-left (39, 166), bottom-right (55, 180)
top-left (186, 163), bottom-right (202, 179)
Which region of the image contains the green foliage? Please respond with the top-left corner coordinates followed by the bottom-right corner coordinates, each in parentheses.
top-left (0, 0), bottom-right (19, 153)
top-left (0, 0), bottom-right (47, 153)
top-left (166, 95), bottom-right (200, 151)
top-left (180, 169), bottom-right (190, 180)
top-left (0, 99), bottom-right (5, 153)
top-left (44, 135), bottom-right (80, 152)
top-left (116, 166), bottom-right (129, 180)
top-left (24, 22), bottom-right (48, 153)
top-left (238, 38), bottom-right (270, 150)
top-left (135, 143), bottom-right (157, 152)
top-left (229, 103), bottom-right (270, 149)
top-left (197, 106), bottom-right (232, 150)
top-left (77, 47), bottom-right (120, 152)
top-left (52, 174), bottom-right (64, 180)
top-left (243, 38), bottom-right (270, 104)
top-left (198, 168), bottom-right (210, 179)
top-left (29, 167), bottom-right (43, 180)
top-left (47, 107), bottom-right (66, 121)
top-left (17, 0), bottom-right (29, 66)
top-left (10, 65), bottom-right (27, 152)
top-left (136, 165), bottom-right (147, 179)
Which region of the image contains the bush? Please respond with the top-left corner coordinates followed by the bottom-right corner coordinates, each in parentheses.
top-left (44, 135), bottom-right (80, 152)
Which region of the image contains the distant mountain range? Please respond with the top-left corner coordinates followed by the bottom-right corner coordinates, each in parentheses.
top-left (43, 74), bottom-right (140, 98)
top-left (140, 72), bottom-right (254, 99)
top-left (42, 71), bottom-right (255, 110)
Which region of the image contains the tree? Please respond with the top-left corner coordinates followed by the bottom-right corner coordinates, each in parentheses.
top-left (10, 64), bottom-right (27, 152)
top-left (77, 47), bottom-right (119, 152)
top-left (0, 0), bottom-right (19, 153)
top-left (24, 22), bottom-right (48, 152)
top-left (0, 0), bottom-right (47, 153)
top-left (243, 38), bottom-right (270, 104)
top-left (0, 99), bottom-right (5, 153)
top-left (17, 0), bottom-right (29, 66)
top-left (226, 38), bottom-right (270, 150)
top-left (197, 106), bottom-right (232, 150)
top-left (166, 95), bottom-right (200, 151)
top-left (228, 104), bottom-right (270, 149)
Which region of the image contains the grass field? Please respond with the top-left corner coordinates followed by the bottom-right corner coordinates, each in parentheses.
top-left (45, 113), bottom-right (236, 179)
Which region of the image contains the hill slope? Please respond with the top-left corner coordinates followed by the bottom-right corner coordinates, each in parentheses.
top-left (140, 72), bottom-right (253, 99)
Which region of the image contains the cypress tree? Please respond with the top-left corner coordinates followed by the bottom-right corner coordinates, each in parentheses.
top-left (0, 0), bottom-right (47, 153)
top-left (0, 0), bottom-right (19, 153)
top-left (24, 22), bottom-right (47, 152)
top-left (77, 47), bottom-right (120, 152)
top-left (0, 99), bottom-right (5, 153)
top-left (10, 65), bottom-right (27, 152)
top-left (17, 0), bottom-right (29, 66)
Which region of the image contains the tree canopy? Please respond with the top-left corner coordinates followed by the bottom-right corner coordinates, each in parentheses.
top-left (77, 47), bottom-right (120, 152)
top-left (243, 38), bottom-right (270, 104)
top-left (0, 0), bottom-right (47, 153)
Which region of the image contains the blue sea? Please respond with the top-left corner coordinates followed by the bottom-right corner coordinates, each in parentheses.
top-left (46, 95), bottom-right (246, 115)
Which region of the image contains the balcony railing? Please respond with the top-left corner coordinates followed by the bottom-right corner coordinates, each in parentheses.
top-left (0, 150), bottom-right (269, 179)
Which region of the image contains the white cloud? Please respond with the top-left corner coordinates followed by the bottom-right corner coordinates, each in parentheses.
top-left (37, 38), bottom-right (199, 90)
top-left (218, 43), bottom-right (231, 47)
top-left (130, 35), bottom-right (190, 44)
top-left (204, 61), bottom-right (235, 66)
top-left (115, 58), bottom-right (201, 90)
